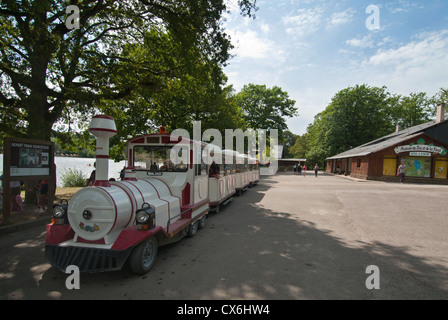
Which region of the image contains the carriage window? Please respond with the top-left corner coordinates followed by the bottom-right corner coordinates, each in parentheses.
top-left (134, 146), bottom-right (188, 172)
top-left (194, 147), bottom-right (208, 176)
top-left (195, 163), bottom-right (201, 176)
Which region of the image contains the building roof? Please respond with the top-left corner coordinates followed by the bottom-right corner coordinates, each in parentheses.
top-left (326, 120), bottom-right (447, 160)
top-left (278, 158), bottom-right (307, 162)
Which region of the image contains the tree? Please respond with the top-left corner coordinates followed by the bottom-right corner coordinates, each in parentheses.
top-left (429, 88), bottom-right (448, 119)
top-left (289, 133), bottom-right (308, 159)
top-left (233, 84), bottom-right (298, 137)
top-left (0, 0), bottom-right (258, 144)
top-left (281, 130), bottom-right (298, 158)
top-left (393, 92), bottom-right (431, 129)
top-left (304, 84), bottom-right (398, 165)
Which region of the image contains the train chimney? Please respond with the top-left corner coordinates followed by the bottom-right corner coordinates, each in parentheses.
top-left (436, 103), bottom-right (445, 123)
top-left (88, 115), bottom-right (117, 187)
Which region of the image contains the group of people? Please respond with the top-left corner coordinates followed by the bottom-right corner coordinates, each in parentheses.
top-left (0, 176), bottom-right (53, 217)
top-left (294, 163), bottom-right (320, 177)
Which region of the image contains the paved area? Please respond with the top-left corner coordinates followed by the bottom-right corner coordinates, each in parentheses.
top-left (0, 173), bottom-right (447, 299)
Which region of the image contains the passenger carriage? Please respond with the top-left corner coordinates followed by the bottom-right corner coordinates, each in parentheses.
top-left (249, 156), bottom-right (260, 186)
top-left (207, 148), bottom-right (236, 212)
top-left (235, 152), bottom-right (251, 195)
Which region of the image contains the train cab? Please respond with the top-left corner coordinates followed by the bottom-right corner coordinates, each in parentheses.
top-left (125, 130), bottom-right (210, 222)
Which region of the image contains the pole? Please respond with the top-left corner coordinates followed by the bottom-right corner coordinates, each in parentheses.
top-left (2, 138), bottom-right (12, 225)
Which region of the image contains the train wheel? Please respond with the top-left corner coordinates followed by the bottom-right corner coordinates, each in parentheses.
top-left (198, 215), bottom-right (207, 229)
top-left (187, 220), bottom-right (199, 237)
top-left (129, 236), bottom-right (158, 275)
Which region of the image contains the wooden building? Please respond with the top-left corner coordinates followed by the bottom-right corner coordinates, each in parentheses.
top-left (326, 104), bottom-right (448, 184)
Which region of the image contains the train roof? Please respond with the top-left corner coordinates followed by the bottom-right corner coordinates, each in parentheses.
top-left (126, 133), bottom-right (208, 147)
top-left (126, 132), bottom-right (259, 163)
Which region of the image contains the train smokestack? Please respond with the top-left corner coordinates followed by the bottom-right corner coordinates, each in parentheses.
top-left (88, 115), bottom-right (117, 187)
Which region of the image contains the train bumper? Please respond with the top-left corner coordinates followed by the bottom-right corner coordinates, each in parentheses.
top-left (45, 244), bottom-right (133, 273)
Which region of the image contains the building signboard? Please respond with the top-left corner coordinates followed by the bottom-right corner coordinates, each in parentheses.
top-left (394, 139), bottom-right (447, 156)
top-left (409, 152), bottom-right (431, 157)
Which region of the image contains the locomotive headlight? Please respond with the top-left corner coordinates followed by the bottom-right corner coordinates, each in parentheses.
top-left (52, 200), bottom-right (68, 225)
top-left (135, 203), bottom-right (155, 230)
top-left (136, 210), bottom-right (150, 224)
top-left (53, 205), bottom-right (66, 218)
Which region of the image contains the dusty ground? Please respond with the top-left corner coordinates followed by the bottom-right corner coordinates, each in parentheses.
top-left (0, 187), bottom-right (81, 226)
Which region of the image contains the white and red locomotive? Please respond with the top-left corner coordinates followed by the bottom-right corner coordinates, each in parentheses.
top-left (45, 115), bottom-right (259, 275)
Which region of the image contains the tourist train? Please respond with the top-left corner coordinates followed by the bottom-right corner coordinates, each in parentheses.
top-left (45, 115), bottom-right (259, 275)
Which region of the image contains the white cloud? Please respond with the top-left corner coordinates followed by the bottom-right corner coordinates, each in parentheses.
top-left (282, 8), bottom-right (323, 37)
top-left (357, 29), bottom-right (448, 95)
top-left (228, 29), bottom-right (274, 59)
top-left (366, 30), bottom-right (448, 69)
top-left (260, 23), bottom-right (270, 34)
top-left (387, 0), bottom-right (425, 14)
top-left (329, 8), bottom-right (356, 27)
top-left (346, 34), bottom-right (374, 48)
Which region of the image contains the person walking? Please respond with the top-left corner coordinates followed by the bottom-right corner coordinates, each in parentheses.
top-left (314, 163), bottom-right (319, 177)
top-left (86, 162), bottom-right (96, 186)
top-left (10, 180), bottom-right (23, 213)
top-left (302, 164), bottom-right (307, 177)
top-left (397, 162), bottom-right (406, 183)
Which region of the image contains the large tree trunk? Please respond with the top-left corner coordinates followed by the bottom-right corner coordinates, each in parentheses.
top-left (23, 48), bottom-right (54, 204)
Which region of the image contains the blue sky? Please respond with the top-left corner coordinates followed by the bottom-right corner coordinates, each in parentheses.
top-left (223, 0), bottom-right (448, 135)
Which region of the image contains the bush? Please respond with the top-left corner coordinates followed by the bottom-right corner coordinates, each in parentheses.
top-left (61, 168), bottom-right (86, 187)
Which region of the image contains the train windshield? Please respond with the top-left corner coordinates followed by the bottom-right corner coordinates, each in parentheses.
top-left (133, 145), bottom-right (188, 172)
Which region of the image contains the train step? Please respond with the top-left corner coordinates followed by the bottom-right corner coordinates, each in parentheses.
top-left (167, 218), bottom-right (191, 237)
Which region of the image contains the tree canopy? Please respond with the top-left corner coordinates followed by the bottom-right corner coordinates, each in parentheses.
top-left (233, 83), bottom-right (298, 138)
top-left (0, 0), bottom-right (258, 146)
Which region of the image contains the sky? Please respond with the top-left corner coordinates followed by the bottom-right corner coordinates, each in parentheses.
top-left (222, 0), bottom-right (448, 135)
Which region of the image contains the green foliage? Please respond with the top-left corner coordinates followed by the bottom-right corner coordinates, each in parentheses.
top-left (429, 88), bottom-right (448, 118)
top-left (393, 92), bottom-right (432, 128)
top-left (234, 84), bottom-right (298, 137)
top-left (289, 133), bottom-right (308, 159)
top-left (0, 0), bottom-right (258, 143)
top-left (281, 130), bottom-right (298, 158)
top-left (60, 168), bottom-right (86, 188)
top-left (302, 84), bottom-right (394, 164)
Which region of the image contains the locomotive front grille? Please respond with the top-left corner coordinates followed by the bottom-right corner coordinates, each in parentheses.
top-left (45, 245), bottom-right (132, 273)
